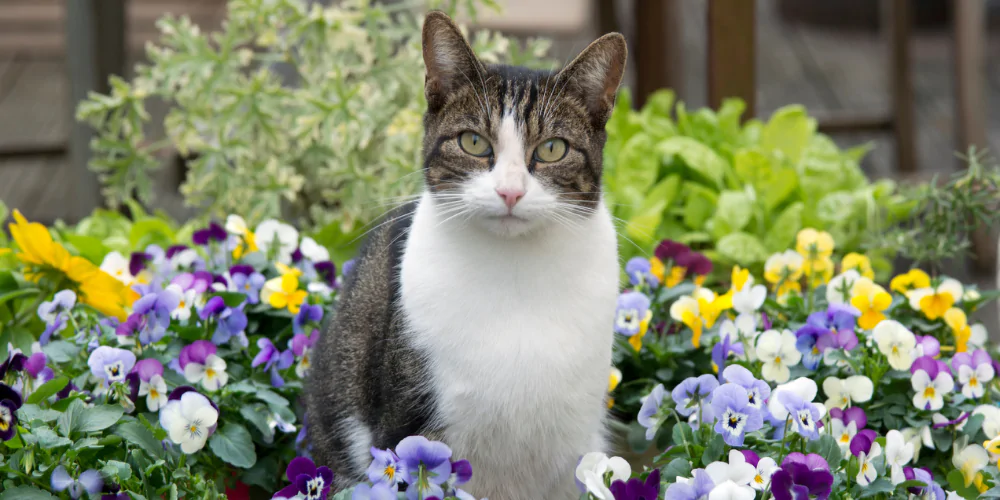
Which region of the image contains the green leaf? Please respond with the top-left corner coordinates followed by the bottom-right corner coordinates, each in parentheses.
top-left (208, 423), bottom-right (257, 469)
top-left (16, 404), bottom-right (61, 424)
top-left (254, 389), bottom-right (289, 407)
top-left (102, 460), bottom-right (133, 482)
top-left (240, 404), bottom-right (275, 440)
top-left (129, 218), bottom-right (175, 250)
top-left (761, 105), bottom-right (816, 165)
top-left (661, 457), bottom-right (692, 483)
top-left (114, 421), bottom-right (164, 459)
top-left (624, 175), bottom-right (682, 247)
top-left (21, 427), bottom-right (72, 448)
top-left (62, 234), bottom-right (111, 265)
top-left (733, 149), bottom-right (797, 212)
top-left (716, 232), bottom-right (769, 266)
top-left (764, 202), bottom-right (804, 252)
top-left (26, 376), bottom-right (69, 405)
top-left (682, 183), bottom-right (719, 230)
top-left (856, 478), bottom-right (894, 498)
top-left (207, 292), bottom-right (249, 308)
top-left (710, 190), bottom-right (752, 236)
top-left (980, 485), bottom-right (1000, 498)
top-left (947, 469), bottom-right (981, 499)
top-left (0, 288), bottom-right (40, 307)
top-left (700, 434), bottom-right (724, 466)
top-left (57, 399), bottom-right (84, 436)
top-left (76, 405), bottom-right (125, 433)
top-left (657, 137), bottom-right (728, 187)
top-left (0, 271), bottom-right (18, 294)
top-left (41, 341), bottom-right (81, 364)
top-left (0, 486), bottom-right (56, 500)
top-left (613, 133), bottom-right (660, 212)
top-left (963, 413), bottom-right (985, 439)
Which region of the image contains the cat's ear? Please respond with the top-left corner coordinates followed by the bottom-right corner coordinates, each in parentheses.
top-left (422, 11), bottom-right (484, 112)
top-left (556, 33), bottom-right (627, 124)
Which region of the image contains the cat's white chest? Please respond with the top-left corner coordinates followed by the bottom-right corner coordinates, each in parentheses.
top-left (400, 195), bottom-right (619, 498)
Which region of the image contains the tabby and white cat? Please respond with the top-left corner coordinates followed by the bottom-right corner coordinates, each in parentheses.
top-left (305, 11), bottom-right (627, 499)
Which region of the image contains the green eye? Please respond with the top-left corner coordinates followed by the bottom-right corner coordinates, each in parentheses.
top-left (534, 138), bottom-right (568, 163)
top-left (458, 132), bottom-right (492, 157)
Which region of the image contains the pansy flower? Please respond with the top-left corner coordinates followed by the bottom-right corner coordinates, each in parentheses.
top-left (663, 469), bottom-right (715, 500)
top-left (675, 251), bottom-right (713, 286)
top-left (672, 375), bottom-right (719, 417)
top-left (396, 436), bottom-right (454, 500)
top-left (231, 268), bottom-right (265, 304)
top-left (638, 384), bottom-right (667, 440)
top-left (199, 296), bottom-right (249, 347)
top-left (705, 450), bottom-right (757, 498)
top-left (292, 332), bottom-right (318, 378)
top-left (826, 270), bottom-right (860, 305)
top-left (777, 390), bottom-right (822, 440)
top-left (133, 359), bottom-right (168, 411)
top-left (945, 307), bottom-right (973, 353)
top-left (670, 288), bottom-right (727, 348)
top-left (625, 257), bottom-right (659, 288)
top-left (367, 447), bottom-right (404, 489)
top-left (768, 378), bottom-right (826, 436)
top-left (756, 329), bottom-right (801, 383)
top-left (226, 215), bottom-right (259, 259)
top-left (117, 288), bottom-right (179, 345)
top-left (615, 291), bottom-right (652, 350)
top-left (711, 322), bottom-right (745, 378)
top-left (726, 266), bottom-right (766, 316)
top-left (609, 468), bottom-right (659, 500)
top-left (873, 320), bottom-right (916, 371)
top-left (739, 451), bottom-right (778, 492)
top-left (829, 407), bottom-right (867, 457)
top-left (768, 453), bottom-right (833, 500)
top-left (350, 483), bottom-right (396, 500)
top-left (261, 274), bottom-right (308, 315)
top-left (253, 338), bottom-right (295, 387)
top-left (884, 429), bottom-right (914, 485)
top-left (273, 456), bottom-right (334, 500)
top-left (821, 375), bottom-right (873, 410)
top-left (890, 268), bottom-right (930, 294)
top-left (849, 429), bottom-right (881, 486)
top-left (51, 466), bottom-right (103, 499)
top-left (88, 346), bottom-right (136, 387)
top-left (101, 251), bottom-right (136, 286)
top-left (951, 349), bottom-right (995, 399)
top-left (907, 277), bottom-right (963, 321)
top-left (158, 386), bottom-right (219, 454)
top-left (711, 383), bottom-right (764, 446)
top-left (953, 440), bottom-right (989, 488)
top-left (841, 252), bottom-right (874, 279)
top-left (910, 356), bottom-right (954, 411)
top-left (850, 277), bottom-right (891, 330)
top-left (179, 341), bottom-right (229, 391)
top-left (37, 289), bottom-right (76, 345)
top-left (255, 219), bottom-right (299, 264)
top-left (722, 365), bottom-right (770, 411)
top-left (0, 383), bottom-right (23, 441)
top-left (764, 250), bottom-right (804, 297)
top-left (193, 222), bottom-right (227, 246)
top-left (576, 451), bottom-right (631, 500)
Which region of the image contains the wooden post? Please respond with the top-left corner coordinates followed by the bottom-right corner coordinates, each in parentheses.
top-left (707, 0), bottom-right (756, 119)
top-left (887, 0), bottom-right (916, 174)
top-left (633, 0), bottom-right (683, 109)
top-left (952, 0), bottom-right (995, 273)
top-left (65, 0), bottom-right (126, 218)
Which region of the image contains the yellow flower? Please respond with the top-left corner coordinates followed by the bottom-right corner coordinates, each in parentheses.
top-left (648, 257), bottom-right (665, 284)
top-left (664, 265), bottom-right (686, 288)
top-left (849, 277), bottom-right (891, 330)
top-left (731, 266), bottom-right (751, 291)
top-left (670, 289), bottom-right (728, 348)
top-left (261, 274), bottom-right (308, 314)
top-left (805, 256), bottom-right (834, 286)
top-left (8, 210), bottom-right (132, 320)
top-left (275, 262), bottom-right (303, 277)
top-left (226, 214), bottom-right (259, 259)
top-left (841, 253), bottom-right (874, 280)
top-left (627, 310), bottom-right (653, 351)
top-left (764, 250), bottom-right (804, 299)
top-left (607, 367), bottom-right (622, 409)
top-left (907, 278), bottom-right (963, 321)
top-left (796, 228), bottom-right (835, 259)
top-left (890, 268), bottom-right (930, 294)
top-left (945, 307), bottom-right (972, 353)
top-left (984, 436), bottom-right (1000, 462)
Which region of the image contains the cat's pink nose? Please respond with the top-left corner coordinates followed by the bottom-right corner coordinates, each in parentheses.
top-left (495, 187), bottom-right (525, 210)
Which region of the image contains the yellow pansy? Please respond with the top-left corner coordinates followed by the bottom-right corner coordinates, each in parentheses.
top-left (841, 253), bottom-right (874, 280)
top-left (607, 367), bottom-right (622, 409)
top-left (8, 210), bottom-right (132, 320)
top-left (670, 289), bottom-right (728, 348)
top-left (275, 262), bottom-right (303, 277)
top-left (805, 256), bottom-right (834, 286)
top-left (850, 277), bottom-right (891, 330)
top-left (907, 278), bottom-right (963, 321)
top-left (796, 228), bottom-right (835, 258)
top-left (664, 265), bottom-right (686, 288)
top-left (890, 268), bottom-right (930, 294)
top-left (764, 250), bottom-right (804, 298)
top-left (984, 436), bottom-right (1000, 466)
top-left (226, 214), bottom-right (259, 259)
top-left (945, 307), bottom-right (972, 353)
top-left (716, 265), bottom-right (752, 310)
top-left (261, 274), bottom-right (308, 314)
top-left (628, 310), bottom-right (653, 351)
top-left (648, 257), bottom-right (665, 284)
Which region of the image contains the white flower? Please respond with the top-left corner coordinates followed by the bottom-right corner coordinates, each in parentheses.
top-left (826, 270), bottom-right (860, 304)
top-left (170, 248), bottom-right (201, 270)
top-left (872, 320), bottom-right (916, 371)
top-left (831, 418), bottom-right (859, 457)
top-left (732, 284), bottom-right (766, 316)
top-left (138, 374), bottom-right (168, 411)
top-left (768, 378), bottom-right (826, 422)
top-left (750, 457), bottom-right (777, 490)
top-left (720, 314), bottom-right (758, 361)
top-left (166, 284), bottom-right (198, 322)
top-left (856, 440), bottom-right (881, 486)
top-left (299, 236), bottom-right (330, 263)
top-left (755, 329), bottom-right (801, 383)
top-left (969, 324), bottom-right (988, 350)
top-left (296, 347), bottom-right (312, 378)
top-left (575, 452), bottom-right (630, 500)
top-left (953, 441), bottom-right (988, 487)
top-left (974, 405), bottom-right (1000, 437)
top-left (159, 391), bottom-right (219, 454)
top-left (255, 219), bottom-right (299, 264)
top-left (884, 430), bottom-right (913, 484)
top-left (911, 369), bottom-right (954, 411)
top-left (225, 214), bottom-right (250, 235)
top-left (184, 354), bottom-right (229, 391)
top-left (705, 450), bottom-right (756, 497)
top-left (822, 376), bottom-right (873, 410)
top-left (708, 480), bottom-right (756, 500)
top-left (307, 281), bottom-right (333, 299)
top-left (958, 363), bottom-right (994, 399)
top-left (100, 251), bottom-right (135, 285)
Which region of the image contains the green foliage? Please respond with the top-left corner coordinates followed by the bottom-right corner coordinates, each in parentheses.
top-left (604, 89), bottom-right (903, 275)
top-left (77, 0), bottom-right (551, 236)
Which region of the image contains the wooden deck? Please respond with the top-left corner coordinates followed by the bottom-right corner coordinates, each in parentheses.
top-left (0, 0), bottom-right (997, 325)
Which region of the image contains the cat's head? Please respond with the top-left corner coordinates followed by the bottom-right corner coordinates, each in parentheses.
top-left (420, 12), bottom-right (626, 237)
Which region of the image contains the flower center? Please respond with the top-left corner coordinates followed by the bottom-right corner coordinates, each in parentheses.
top-left (970, 376), bottom-right (979, 387)
top-left (774, 356), bottom-right (782, 364)
top-left (861, 463), bottom-right (869, 473)
top-left (0, 408), bottom-right (10, 431)
top-left (150, 388), bottom-right (159, 398)
top-left (186, 420), bottom-right (203, 438)
top-left (841, 396), bottom-right (849, 406)
top-left (812, 346), bottom-right (820, 355)
top-left (305, 477), bottom-right (324, 500)
top-left (384, 465), bottom-right (395, 480)
top-left (179, 300), bottom-right (186, 309)
top-left (754, 474), bottom-right (763, 484)
top-left (722, 408), bottom-right (747, 436)
top-left (797, 410), bottom-right (813, 428)
top-left (923, 387), bottom-right (936, 398)
top-left (840, 433), bottom-right (850, 444)
top-left (104, 361), bottom-right (125, 382)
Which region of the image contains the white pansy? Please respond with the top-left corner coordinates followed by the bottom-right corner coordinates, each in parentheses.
top-left (768, 378), bottom-right (826, 422)
top-left (974, 405), bottom-right (1000, 437)
top-left (170, 248), bottom-right (201, 270)
top-left (884, 430), bottom-right (914, 484)
top-left (907, 278), bottom-right (964, 311)
top-left (183, 354), bottom-right (229, 391)
top-left (826, 270), bottom-right (860, 305)
top-left (952, 441), bottom-right (988, 488)
top-left (968, 324), bottom-right (988, 350)
top-left (159, 391), bottom-right (219, 454)
top-left (166, 284), bottom-right (198, 322)
top-left (732, 283), bottom-right (766, 315)
top-left (831, 418), bottom-right (859, 457)
top-left (856, 441), bottom-right (881, 486)
top-left (100, 251), bottom-right (134, 285)
top-left (299, 236), bottom-right (330, 263)
top-left (720, 314), bottom-right (758, 361)
top-left (705, 450), bottom-right (756, 497)
top-left (749, 457), bottom-right (777, 491)
top-left (822, 376), bottom-right (874, 410)
top-left (958, 362), bottom-right (994, 399)
top-left (255, 219), bottom-right (299, 264)
top-left (755, 329), bottom-right (801, 383)
top-left (708, 480), bottom-right (756, 500)
top-left (138, 374), bottom-right (168, 411)
top-left (575, 452), bottom-right (630, 500)
top-left (225, 214), bottom-right (249, 235)
top-left (911, 370), bottom-right (954, 411)
top-left (872, 320), bottom-right (916, 371)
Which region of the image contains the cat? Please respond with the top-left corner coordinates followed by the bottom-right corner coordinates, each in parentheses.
top-left (305, 11), bottom-right (626, 499)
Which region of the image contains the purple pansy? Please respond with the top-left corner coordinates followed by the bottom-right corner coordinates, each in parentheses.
top-left (178, 341), bottom-right (216, 370)
top-left (671, 375), bottom-right (719, 417)
top-left (351, 483), bottom-right (396, 500)
top-left (272, 456), bottom-right (334, 500)
top-left (0, 348), bottom-right (27, 379)
top-left (193, 222), bottom-right (227, 246)
top-left (132, 358), bottom-right (164, 383)
top-left (341, 259), bottom-right (356, 278)
top-left (199, 296), bottom-right (249, 346)
top-left (37, 290), bottom-right (76, 345)
top-left (769, 453), bottom-right (833, 500)
top-left (88, 346), bottom-right (137, 386)
top-left (171, 271), bottom-right (213, 294)
top-left (830, 406), bottom-right (867, 429)
top-left (51, 466), bottom-right (103, 499)
top-left (722, 365), bottom-right (771, 410)
top-left (951, 349), bottom-right (995, 399)
top-left (625, 257), bottom-right (659, 287)
top-left (905, 467), bottom-right (945, 499)
top-left (613, 292), bottom-right (651, 336)
top-left (711, 383), bottom-right (764, 446)
top-left (849, 429), bottom-right (878, 458)
top-left (663, 469), bottom-right (714, 500)
top-left (654, 239), bottom-right (691, 262)
top-left (638, 384), bottom-right (667, 440)
top-left (794, 328), bottom-right (825, 371)
top-left (367, 447), bottom-right (405, 489)
top-left (117, 288), bottom-right (179, 345)
top-left (712, 329), bottom-right (744, 381)
top-left (294, 304), bottom-right (324, 336)
top-left (675, 251), bottom-right (712, 277)
top-left (610, 468), bottom-right (660, 500)
top-left (741, 450), bottom-right (760, 467)
top-left (777, 391), bottom-right (822, 440)
top-left (315, 261), bottom-right (337, 288)
top-left (914, 335), bottom-right (941, 358)
top-left (450, 459), bottom-right (473, 486)
top-left (252, 338), bottom-right (295, 387)
top-left (396, 436), bottom-right (453, 500)
top-left (0, 383), bottom-right (23, 441)
top-left (231, 270), bottom-right (266, 304)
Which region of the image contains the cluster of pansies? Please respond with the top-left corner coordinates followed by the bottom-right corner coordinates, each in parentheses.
top-left (599, 228), bottom-right (1000, 499)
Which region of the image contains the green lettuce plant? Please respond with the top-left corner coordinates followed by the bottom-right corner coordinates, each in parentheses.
top-left (603, 89), bottom-right (902, 277)
top-left (77, 0), bottom-right (551, 251)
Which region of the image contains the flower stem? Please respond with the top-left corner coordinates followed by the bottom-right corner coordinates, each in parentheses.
top-left (776, 417), bottom-right (793, 464)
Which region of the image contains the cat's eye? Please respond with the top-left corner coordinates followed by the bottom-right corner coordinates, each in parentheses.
top-left (458, 132), bottom-right (492, 157)
top-left (533, 138), bottom-right (568, 163)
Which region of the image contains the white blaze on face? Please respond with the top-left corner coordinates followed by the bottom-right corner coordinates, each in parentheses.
top-left (490, 114), bottom-right (528, 199)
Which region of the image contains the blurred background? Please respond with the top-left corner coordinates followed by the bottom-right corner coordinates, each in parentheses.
top-left (0, 0), bottom-right (998, 325)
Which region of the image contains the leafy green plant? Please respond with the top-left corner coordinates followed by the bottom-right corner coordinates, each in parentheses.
top-left (77, 0), bottom-right (551, 248)
top-left (603, 89), bottom-right (902, 277)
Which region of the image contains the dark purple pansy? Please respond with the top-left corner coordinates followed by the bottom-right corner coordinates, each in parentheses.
top-left (193, 222), bottom-right (227, 246)
top-left (165, 245), bottom-right (189, 259)
top-left (741, 450), bottom-right (760, 468)
top-left (129, 252), bottom-right (152, 276)
top-left (910, 355), bottom-right (940, 378)
top-left (230, 264), bottom-right (255, 276)
top-left (293, 304), bottom-right (324, 336)
top-left (291, 248), bottom-right (304, 264)
top-left (654, 239), bottom-right (691, 262)
top-left (0, 349), bottom-right (27, 379)
top-left (314, 261), bottom-right (337, 288)
top-left (676, 251), bottom-right (712, 276)
top-left (849, 429), bottom-right (877, 457)
top-left (451, 459), bottom-right (473, 485)
top-left (769, 453), bottom-right (833, 500)
top-left (0, 383), bottom-right (24, 441)
top-left (272, 456), bottom-right (334, 500)
top-left (609, 468), bottom-right (660, 500)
